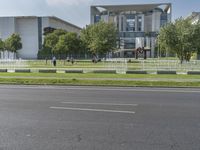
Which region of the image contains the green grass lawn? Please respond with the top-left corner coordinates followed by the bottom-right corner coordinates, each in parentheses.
top-left (0, 77), bottom-right (199, 87)
top-left (0, 72), bottom-right (200, 87)
top-left (0, 72), bottom-right (200, 79)
top-left (0, 58), bottom-right (200, 87)
top-left (26, 60), bottom-right (159, 70)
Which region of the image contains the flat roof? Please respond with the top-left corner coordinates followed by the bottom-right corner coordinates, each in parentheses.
top-left (48, 16), bottom-right (82, 30)
top-left (0, 16), bottom-right (82, 30)
top-left (91, 3), bottom-right (171, 13)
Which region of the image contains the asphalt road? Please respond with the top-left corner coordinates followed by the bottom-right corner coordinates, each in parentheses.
top-left (0, 85), bottom-right (200, 150)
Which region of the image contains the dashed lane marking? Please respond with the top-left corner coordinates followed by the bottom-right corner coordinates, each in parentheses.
top-left (61, 102), bottom-right (138, 106)
top-left (50, 107), bottom-right (135, 114)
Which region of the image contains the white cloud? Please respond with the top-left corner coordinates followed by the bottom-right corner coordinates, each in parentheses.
top-left (46, 0), bottom-right (93, 6)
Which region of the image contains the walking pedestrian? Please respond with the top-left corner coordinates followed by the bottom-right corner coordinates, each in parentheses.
top-left (52, 56), bottom-right (56, 67)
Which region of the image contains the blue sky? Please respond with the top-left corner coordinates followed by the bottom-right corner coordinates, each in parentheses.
top-left (0, 0), bottom-right (199, 28)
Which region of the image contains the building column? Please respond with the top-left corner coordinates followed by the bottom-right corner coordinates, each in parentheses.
top-left (135, 15), bottom-right (138, 31)
top-left (141, 14), bottom-right (145, 31)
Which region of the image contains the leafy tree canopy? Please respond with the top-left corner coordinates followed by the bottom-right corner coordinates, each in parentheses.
top-left (158, 18), bottom-right (200, 62)
top-left (42, 29), bottom-right (83, 58)
top-left (43, 29), bottom-right (67, 54)
top-left (54, 32), bottom-right (81, 56)
top-left (81, 21), bottom-right (117, 56)
top-left (0, 39), bottom-right (4, 51)
top-left (4, 33), bottom-right (22, 52)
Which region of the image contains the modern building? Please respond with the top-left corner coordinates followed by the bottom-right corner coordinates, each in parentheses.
top-left (187, 12), bottom-right (200, 24)
top-left (91, 3), bottom-right (172, 58)
top-left (0, 16), bottom-right (81, 59)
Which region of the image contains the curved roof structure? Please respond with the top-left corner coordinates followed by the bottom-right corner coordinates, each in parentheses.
top-left (91, 3), bottom-right (171, 13)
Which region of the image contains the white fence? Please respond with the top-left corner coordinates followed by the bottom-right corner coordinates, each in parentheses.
top-left (105, 58), bottom-right (128, 74)
top-left (0, 59), bottom-right (28, 69)
top-left (139, 59), bottom-right (200, 71)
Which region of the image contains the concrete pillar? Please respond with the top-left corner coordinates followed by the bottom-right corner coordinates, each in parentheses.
top-left (90, 7), bottom-right (95, 24)
top-left (135, 15), bottom-right (138, 32)
top-left (123, 15), bottom-right (126, 31)
top-left (152, 11), bottom-right (161, 32)
top-left (136, 37), bottom-right (144, 48)
top-left (141, 14), bottom-right (145, 31)
top-left (119, 15), bottom-right (122, 32)
top-left (146, 37), bottom-right (151, 48)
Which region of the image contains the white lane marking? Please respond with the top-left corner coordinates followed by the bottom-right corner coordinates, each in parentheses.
top-left (61, 102), bottom-right (138, 106)
top-left (50, 107), bottom-right (135, 114)
top-left (0, 85), bottom-right (200, 93)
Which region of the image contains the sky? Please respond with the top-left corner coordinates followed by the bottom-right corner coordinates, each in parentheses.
top-left (0, 0), bottom-right (199, 28)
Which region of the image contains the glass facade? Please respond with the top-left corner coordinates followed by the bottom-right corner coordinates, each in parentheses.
top-left (137, 16), bottom-right (142, 31)
top-left (124, 38), bottom-right (136, 49)
top-left (126, 14), bottom-right (135, 31)
top-left (119, 32), bottom-right (145, 38)
top-left (94, 15), bottom-right (101, 23)
top-left (160, 13), bottom-right (168, 27)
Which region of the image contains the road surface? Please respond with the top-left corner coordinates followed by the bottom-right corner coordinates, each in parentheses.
top-left (0, 85), bottom-right (199, 150)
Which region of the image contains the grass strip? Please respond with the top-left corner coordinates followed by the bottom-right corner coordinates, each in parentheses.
top-left (0, 73), bottom-right (200, 79)
top-left (0, 78), bottom-right (200, 87)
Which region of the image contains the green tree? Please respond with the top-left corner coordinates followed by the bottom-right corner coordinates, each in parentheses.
top-left (81, 21), bottom-right (117, 57)
top-left (0, 39), bottom-right (4, 50)
top-left (4, 33), bottom-right (22, 53)
top-left (191, 22), bottom-right (200, 59)
top-left (43, 27), bottom-right (56, 35)
top-left (43, 29), bottom-right (67, 55)
top-left (54, 34), bottom-right (69, 56)
top-left (54, 32), bottom-right (81, 57)
top-left (4, 33), bottom-right (22, 58)
top-left (0, 39), bottom-right (4, 58)
top-left (158, 18), bottom-right (200, 63)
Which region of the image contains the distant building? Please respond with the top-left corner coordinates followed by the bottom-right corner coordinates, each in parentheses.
top-left (0, 16), bottom-right (81, 59)
top-left (91, 3), bottom-right (172, 58)
top-left (187, 12), bottom-right (200, 24)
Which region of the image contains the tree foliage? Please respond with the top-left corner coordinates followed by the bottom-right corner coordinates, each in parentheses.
top-left (41, 29), bottom-right (82, 58)
top-left (43, 29), bottom-right (67, 54)
top-left (0, 39), bottom-right (4, 51)
top-left (158, 18), bottom-right (200, 62)
top-left (4, 33), bottom-right (22, 52)
top-left (81, 21), bottom-right (117, 56)
top-left (192, 22), bottom-right (200, 56)
top-left (54, 32), bottom-right (80, 56)
top-left (43, 27), bottom-right (56, 35)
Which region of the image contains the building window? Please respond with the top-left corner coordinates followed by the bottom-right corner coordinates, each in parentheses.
top-left (124, 38), bottom-right (136, 49)
top-left (94, 15), bottom-right (101, 23)
top-left (117, 16), bottom-right (119, 29)
top-left (160, 13), bottom-right (168, 27)
top-left (138, 16), bottom-right (142, 31)
top-left (121, 17), bottom-right (124, 31)
top-left (126, 14), bottom-right (135, 31)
